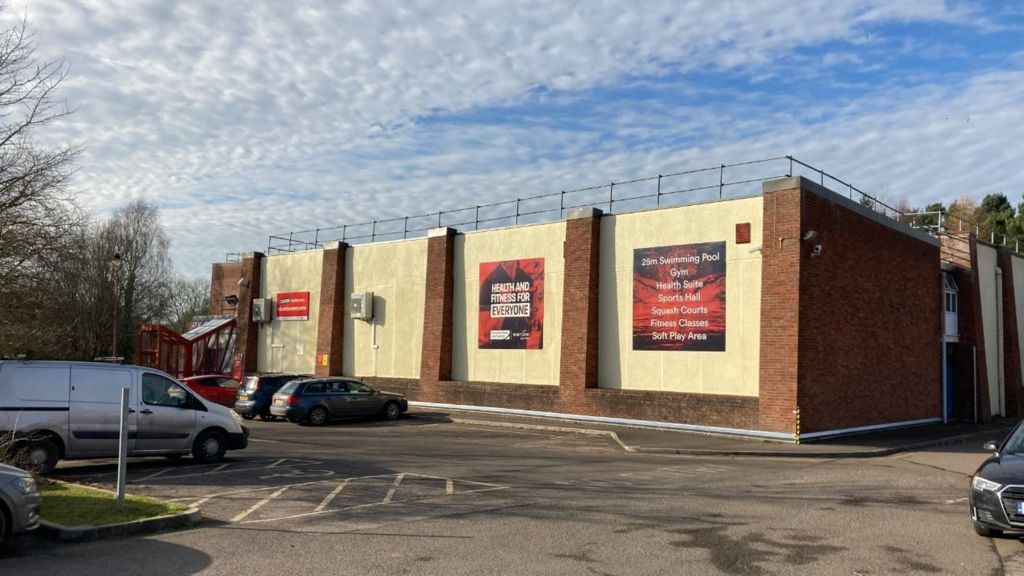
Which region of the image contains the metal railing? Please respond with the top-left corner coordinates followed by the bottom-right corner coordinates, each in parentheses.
top-left (262, 154), bottom-right (1023, 256)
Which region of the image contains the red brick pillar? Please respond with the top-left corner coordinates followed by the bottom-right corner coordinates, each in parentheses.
top-left (999, 248), bottom-right (1022, 417)
top-left (419, 227), bottom-right (457, 401)
top-left (758, 179), bottom-right (802, 433)
top-left (315, 242), bottom-right (348, 377)
top-left (233, 251), bottom-right (264, 378)
top-left (210, 262), bottom-right (241, 315)
top-left (560, 207), bottom-right (602, 395)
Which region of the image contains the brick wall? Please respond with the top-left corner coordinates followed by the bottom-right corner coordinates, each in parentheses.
top-left (796, 184), bottom-right (941, 432)
top-left (315, 243), bottom-right (347, 377)
top-left (362, 376), bottom-right (760, 430)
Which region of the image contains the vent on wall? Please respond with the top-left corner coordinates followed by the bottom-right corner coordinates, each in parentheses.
top-left (351, 292), bottom-right (374, 320)
top-left (252, 298), bottom-right (272, 323)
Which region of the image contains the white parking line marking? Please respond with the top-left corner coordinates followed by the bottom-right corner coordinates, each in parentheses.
top-left (237, 484), bottom-right (511, 525)
top-left (137, 468), bottom-right (171, 481)
top-left (382, 474), bottom-right (406, 504)
top-left (446, 479), bottom-right (454, 495)
top-left (266, 459), bottom-right (287, 468)
top-left (212, 463), bottom-right (231, 473)
top-left (315, 480), bottom-right (350, 512)
top-left (232, 485), bottom-right (291, 522)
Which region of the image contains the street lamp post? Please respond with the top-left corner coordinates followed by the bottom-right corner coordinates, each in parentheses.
top-left (111, 252), bottom-right (123, 359)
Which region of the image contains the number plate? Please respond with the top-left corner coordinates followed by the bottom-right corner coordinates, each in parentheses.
top-left (274, 398), bottom-right (284, 405)
top-left (238, 394), bottom-right (249, 401)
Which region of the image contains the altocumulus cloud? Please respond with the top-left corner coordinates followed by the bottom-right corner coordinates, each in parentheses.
top-left (7, 0), bottom-right (1023, 275)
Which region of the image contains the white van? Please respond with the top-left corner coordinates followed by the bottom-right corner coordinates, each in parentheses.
top-left (0, 360), bottom-right (248, 472)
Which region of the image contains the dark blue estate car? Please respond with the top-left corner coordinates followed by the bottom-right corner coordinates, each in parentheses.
top-left (270, 378), bottom-right (408, 425)
top-left (971, 420), bottom-right (1024, 537)
top-left (234, 373), bottom-right (309, 421)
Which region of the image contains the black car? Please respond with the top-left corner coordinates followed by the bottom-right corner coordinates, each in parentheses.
top-left (270, 378), bottom-right (408, 425)
top-left (234, 373), bottom-right (309, 420)
top-left (971, 421), bottom-right (1024, 537)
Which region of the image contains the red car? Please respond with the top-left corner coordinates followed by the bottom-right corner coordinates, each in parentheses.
top-left (182, 375), bottom-right (241, 407)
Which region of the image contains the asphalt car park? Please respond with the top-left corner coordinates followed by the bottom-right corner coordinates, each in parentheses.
top-left (12, 415), bottom-right (1013, 575)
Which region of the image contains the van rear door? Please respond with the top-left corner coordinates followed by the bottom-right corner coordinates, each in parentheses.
top-left (69, 366), bottom-right (136, 457)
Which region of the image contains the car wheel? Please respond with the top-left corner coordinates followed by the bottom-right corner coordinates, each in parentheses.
top-left (383, 402), bottom-right (401, 421)
top-left (240, 413), bottom-right (256, 421)
top-left (15, 438), bottom-right (60, 474)
top-left (307, 406), bottom-right (328, 426)
top-left (973, 522), bottom-right (1002, 538)
top-left (192, 429), bottom-right (227, 464)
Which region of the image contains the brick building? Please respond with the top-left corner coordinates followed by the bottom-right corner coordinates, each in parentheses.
top-left (209, 175), bottom-right (1019, 441)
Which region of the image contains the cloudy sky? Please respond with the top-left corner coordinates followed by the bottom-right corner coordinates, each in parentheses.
top-left (10, 1), bottom-right (1024, 277)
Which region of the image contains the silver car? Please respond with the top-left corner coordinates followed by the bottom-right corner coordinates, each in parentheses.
top-left (0, 464), bottom-right (40, 544)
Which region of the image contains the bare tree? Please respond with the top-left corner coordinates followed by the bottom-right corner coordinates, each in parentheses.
top-left (0, 7), bottom-right (83, 357)
top-left (167, 276), bottom-right (212, 333)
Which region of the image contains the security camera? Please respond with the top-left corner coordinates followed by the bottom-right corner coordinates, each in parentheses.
top-left (811, 244), bottom-right (823, 257)
top-left (802, 230), bottom-right (818, 242)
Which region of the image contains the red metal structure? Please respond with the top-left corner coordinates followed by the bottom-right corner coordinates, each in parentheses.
top-left (136, 316), bottom-right (237, 379)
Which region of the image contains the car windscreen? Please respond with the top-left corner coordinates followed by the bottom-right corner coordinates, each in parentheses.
top-left (1003, 424), bottom-right (1024, 454)
top-left (243, 376), bottom-right (260, 392)
top-left (277, 380), bottom-right (302, 395)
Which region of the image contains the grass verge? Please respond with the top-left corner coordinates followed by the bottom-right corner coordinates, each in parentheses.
top-left (39, 482), bottom-right (188, 527)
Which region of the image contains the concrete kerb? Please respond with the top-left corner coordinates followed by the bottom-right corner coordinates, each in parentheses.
top-left (32, 478), bottom-right (202, 544)
top-left (411, 413), bottom-right (1013, 459)
top-left (38, 507), bottom-right (202, 543)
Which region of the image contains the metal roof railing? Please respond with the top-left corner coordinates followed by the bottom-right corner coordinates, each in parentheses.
top-left (261, 154), bottom-right (1023, 258)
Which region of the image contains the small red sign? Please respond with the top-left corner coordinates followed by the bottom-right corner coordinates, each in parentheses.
top-left (276, 291), bottom-right (310, 321)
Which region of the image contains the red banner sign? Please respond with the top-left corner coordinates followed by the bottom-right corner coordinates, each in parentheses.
top-left (479, 258), bottom-right (544, 349)
top-left (276, 291), bottom-right (310, 321)
top-left (633, 242), bottom-right (726, 351)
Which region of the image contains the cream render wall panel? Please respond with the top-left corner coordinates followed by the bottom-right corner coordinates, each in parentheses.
top-left (451, 222), bottom-right (565, 385)
top-left (598, 197), bottom-right (763, 396)
top-left (258, 250), bottom-right (323, 375)
top-left (343, 239), bottom-right (427, 379)
top-left (976, 243), bottom-right (1003, 416)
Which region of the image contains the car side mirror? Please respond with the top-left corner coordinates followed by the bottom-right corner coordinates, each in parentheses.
top-left (368, 389), bottom-right (376, 395)
top-left (984, 441), bottom-right (999, 452)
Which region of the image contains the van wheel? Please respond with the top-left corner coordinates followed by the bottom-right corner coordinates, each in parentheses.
top-left (15, 438), bottom-right (60, 474)
top-left (192, 430), bottom-right (227, 464)
top-left (383, 402), bottom-right (401, 421)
